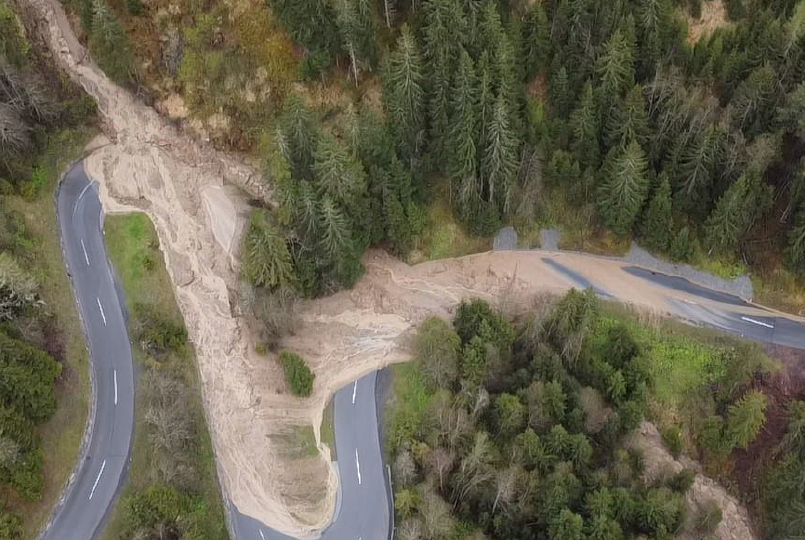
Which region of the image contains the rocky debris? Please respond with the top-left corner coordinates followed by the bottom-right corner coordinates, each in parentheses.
top-left (629, 422), bottom-right (757, 540)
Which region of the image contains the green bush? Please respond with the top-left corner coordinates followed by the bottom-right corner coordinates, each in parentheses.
top-left (0, 509), bottom-right (22, 540)
top-left (695, 499), bottom-right (723, 535)
top-left (661, 426), bottom-right (683, 458)
top-left (125, 0), bottom-right (143, 16)
top-left (278, 351), bottom-right (314, 397)
top-left (135, 305), bottom-right (188, 356)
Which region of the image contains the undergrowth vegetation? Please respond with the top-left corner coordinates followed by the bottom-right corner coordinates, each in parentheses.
top-left (386, 290), bottom-right (786, 539)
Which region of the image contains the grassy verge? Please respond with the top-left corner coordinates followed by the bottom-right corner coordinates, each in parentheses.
top-left (383, 363), bottom-right (434, 459)
top-left (320, 399), bottom-right (336, 459)
top-left (409, 179), bottom-right (491, 263)
top-left (2, 126), bottom-right (95, 539)
top-left (100, 213), bottom-right (227, 540)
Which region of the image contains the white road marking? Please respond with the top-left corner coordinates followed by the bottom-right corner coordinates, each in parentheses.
top-left (681, 299), bottom-right (698, 305)
top-left (355, 448), bottom-right (361, 485)
top-left (73, 182), bottom-right (92, 217)
top-left (97, 297), bottom-right (107, 326)
top-left (88, 460), bottom-right (106, 500)
top-left (741, 316), bottom-right (774, 329)
top-left (113, 370), bottom-right (118, 405)
top-left (81, 239), bottom-right (90, 266)
top-left (352, 380), bottom-right (358, 404)
top-left (259, 530), bottom-right (266, 540)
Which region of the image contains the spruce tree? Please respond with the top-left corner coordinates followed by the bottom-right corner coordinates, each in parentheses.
top-left (312, 133), bottom-right (367, 206)
top-left (334, 0), bottom-right (376, 85)
top-left (641, 173), bottom-right (674, 252)
top-left (570, 81), bottom-right (601, 171)
top-left (422, 0), bottom-right (461, 157)
top-left (598, 141), bottom-right (650, 236)
top-left (606, 85), bottom-right (649, 149)
top-left (89, 0), bottom-right (133, 84)
top-left (269, 0), bottom-right (341, 55)
top-left (596, 29), bottom-right (635, 115)
top-left (524, 1), bottom-right (551, 78)
top-left (383, 25), bottom-right (425, 162)
top-left (318, 195), bottom-right (353, 261)
top-left (550, 66), bottom-right (572, 119)
top-left (448, 49), bottom-right (479, 191)
top-left (704, 170), bottom-right (772, 253)
top-left (243, 210), bottom-right (295, 289)
top-left (481, 93), bottom-right (519, 215)
top-left (279, 94), bottom-right (318, 180)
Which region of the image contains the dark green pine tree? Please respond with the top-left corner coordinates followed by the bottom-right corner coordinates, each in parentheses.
top-left (448, 49), bottom-right (479, 196)
top-left (383, 25), bottom-right (425, 162)
top-left (730, 63), bottom-right (777, 135)
top-left (675, 123), bottom-right (724, 213)
top-left (550, 65), bottom-right (572, 119)
top-left (598, 140), bottom-right (650, 236)
top-left (312, 133), bottom-right (367, 206)
top-left (641, 173), bottom-right (674, 252)
top-left (606, 84), bottom-right (649, 150)
top-left (422, 0), bottom-right (463, 158)
top-left (89, 0), bottom-right (133, 84)
top-left (269, 0), bottom-right (341, 54)
top-left (523, 1), bottom-right (551, 79)
top-left (476, 51), bottom-right (496, 168)
top-left (596, 28), bottom-right (636, 116)
top-left (481, 92), bottom-right (519, 215)
top-left (279, 93), bottom-right (318, 180)
top-left (705, 170), bottom-right (772, 253)
top-left (334, 0), bottom-right (377, 85)
top-left (570, 81), bottom-right (600, 171)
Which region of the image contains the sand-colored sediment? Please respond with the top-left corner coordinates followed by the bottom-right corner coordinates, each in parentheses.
top-left (15, 1), bottom-right (761, 538)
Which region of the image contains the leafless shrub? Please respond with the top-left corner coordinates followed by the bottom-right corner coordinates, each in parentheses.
top-left (0, 437), bottom-right (20, 467)
top-left (397, 517), bottom-right (423, 540)
top-left (0, 102), bottom-right (32, 158)
top-left (251, 285), bottom-right (298, 350)
top-left (393, 448), bottom-right (417, 487)
top-left (0, 62), bottom-right (58, 123)
top-left (579, 386), bottom-right (611, 434)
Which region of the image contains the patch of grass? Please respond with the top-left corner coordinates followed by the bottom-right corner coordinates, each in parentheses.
top-left (320, 398), bottom-right (335, 459)
top-left (537, 188), bottom-right (630, 256)
top-left (2, 126), bottom-right (95, 539)
top-left (275, 426), bottom-right (319, 460)
top-left (100, 213), bottom-right (227, 540)
top-left (590, 307), bottom-right (729, 407)
top-left (409, 179), bottom-right (491, 263)
top-left (752, 266), bottom-right (805, 316)
top-left (384, 363), bottom-right (435, 451)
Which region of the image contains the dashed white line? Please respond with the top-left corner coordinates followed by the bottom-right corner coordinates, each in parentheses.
top-left (259, 530), bottom-right (266, 540)
top-left (113, 369), bottom-right (118, 406)
top-left (741, 316), bottom-right (774, 329)
top-left (81, 239), bottom-right (90, 266)
top-left (352, 380), bottom-right (358, 404)
top-left (88, 460), bottom-right (106, 500)
top-left (355, 448), bottom-right (361, 485)
top-left (97, 297), bottom-right (107, 326)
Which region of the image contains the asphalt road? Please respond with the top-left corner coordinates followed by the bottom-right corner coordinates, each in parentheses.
top-left (232, 370), bottom-right (391, 540)
top-left (46, 162), bottom-right (135, 540)
top-left (51, 161), bottom-right (805, 540)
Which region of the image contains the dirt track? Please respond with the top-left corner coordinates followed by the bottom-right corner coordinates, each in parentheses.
top-left (14, 1), bottom-right (759, 538)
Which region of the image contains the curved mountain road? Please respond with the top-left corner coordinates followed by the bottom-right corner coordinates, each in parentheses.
top-left (47, 162), bottom-right (135, 540)
top-left (51, 162), bottom-right (805, 540)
